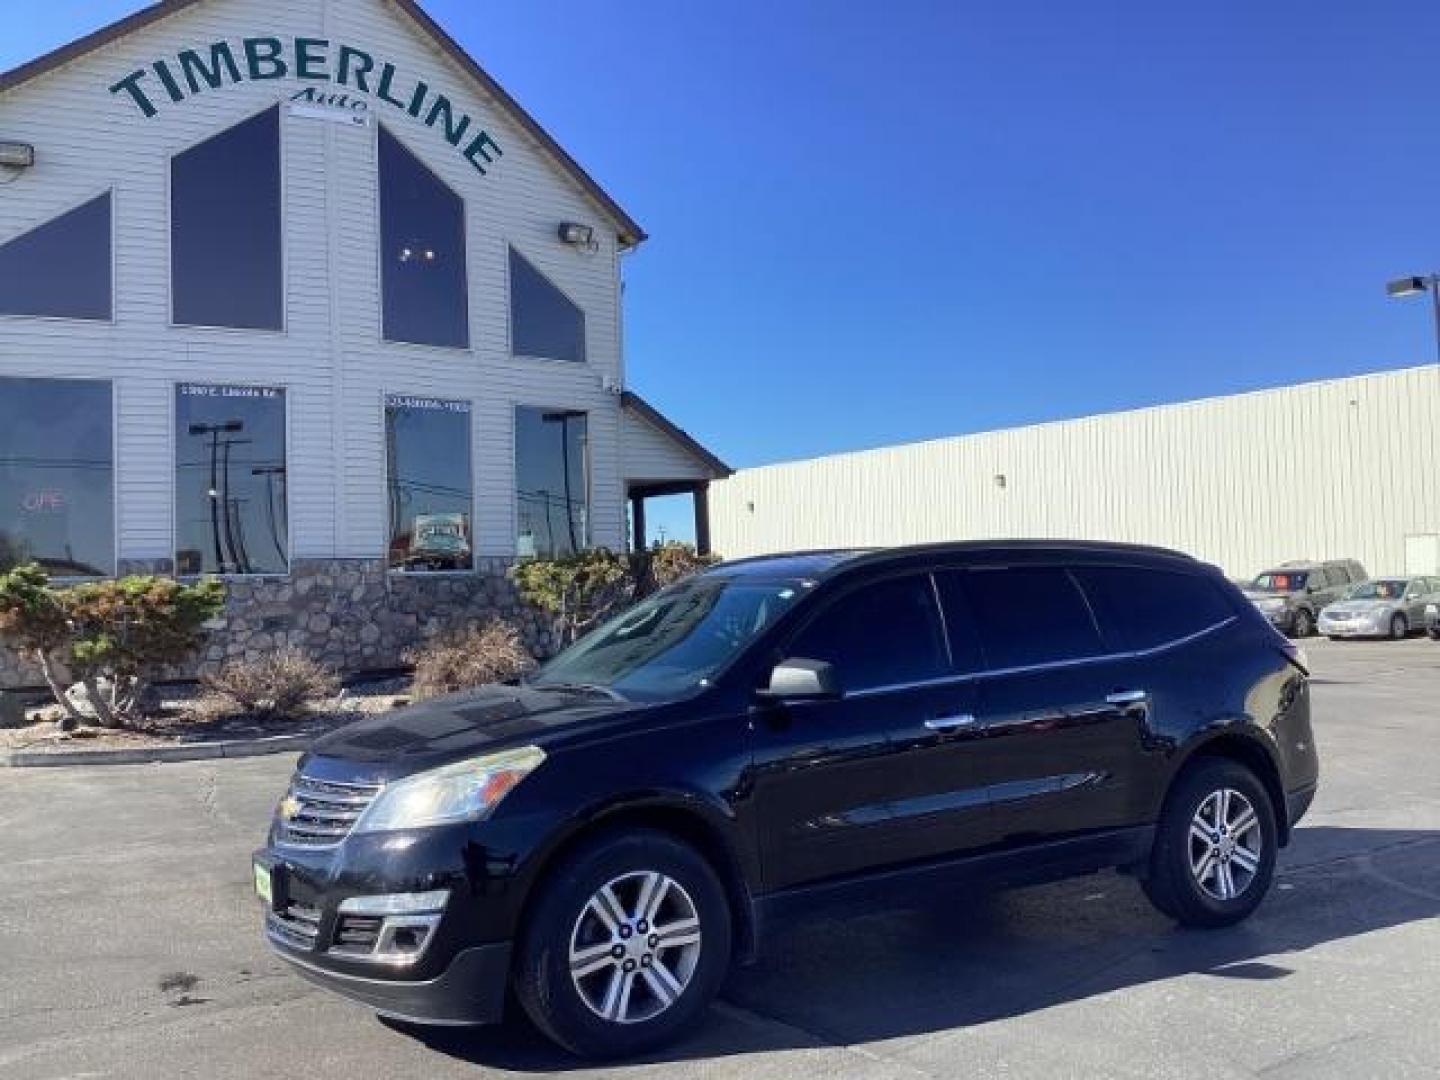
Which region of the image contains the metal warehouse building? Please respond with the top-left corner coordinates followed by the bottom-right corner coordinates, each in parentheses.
top-left (711, 365), bottom-right (1440, 580)
top-left (0, 0), bottom-right (730, 690)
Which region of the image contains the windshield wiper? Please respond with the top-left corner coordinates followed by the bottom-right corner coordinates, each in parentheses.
top-left (530, 681), bottom-right (626, 702)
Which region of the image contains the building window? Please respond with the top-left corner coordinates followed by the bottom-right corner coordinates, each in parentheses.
top-left (515, 407), bottom-right (589, 558)
top-left (175, 384), bottom-right (287, 576)
top-left (379, 126), bottom-right (469, 349)
top-left (386, 395), bottom-right (473, 572)
top-left (172, 106), bottom-right (283, 330)
top-left (509, 247), bottom-right (585, 364)
top-left (0, 378), bottom-right (113, 577)
top-left (0, 193), bottom-right (112, 321)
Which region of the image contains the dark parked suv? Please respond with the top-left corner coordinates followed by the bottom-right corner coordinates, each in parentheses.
top-left (253, 541), bottom-right (1319, 1058)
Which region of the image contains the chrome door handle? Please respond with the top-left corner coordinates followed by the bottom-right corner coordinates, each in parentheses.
top-left (1106, 689), bottom-right (1149, 706)
top-left (925, 713), bottom-right (978, 732)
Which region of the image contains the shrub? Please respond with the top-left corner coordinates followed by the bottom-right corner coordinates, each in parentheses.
top-left (202, 648), bottom-right (339, 722)
top-left (511, 548), bottom-right (636, 647)
top-left (641, 542), bottom-right (718, 593)
top-left (0, 565), bottom-right (225, 731)
top-left (409, 619), bottom-right (535, 701)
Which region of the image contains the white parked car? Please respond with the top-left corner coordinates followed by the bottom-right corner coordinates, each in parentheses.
top-left (1317, 576), bottom-right (1440, 640)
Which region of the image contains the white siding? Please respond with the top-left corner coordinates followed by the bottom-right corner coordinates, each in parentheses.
top-left (0, 0), bottom-right (631, 564)
top-left (711, 366), bottom-right (1440, 579)
top-left (621, 409), bottom-right (713, 486)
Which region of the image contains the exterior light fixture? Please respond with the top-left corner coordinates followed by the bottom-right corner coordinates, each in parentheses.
top-left (1385, 272), bottom-right (1440, 363)
top-left (0, 141), bottom-right (35, 168)
top-left (558, 222), bottom-right (595, 247)
top-left (994, 474), bottom-right (1008, 489)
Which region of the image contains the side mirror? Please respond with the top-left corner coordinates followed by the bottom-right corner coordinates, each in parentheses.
top-left (757, 658), bottom-right (841, 702)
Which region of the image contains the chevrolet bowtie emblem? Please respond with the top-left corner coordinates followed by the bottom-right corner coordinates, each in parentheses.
top-left (278, 795), bottom-right (302, 821)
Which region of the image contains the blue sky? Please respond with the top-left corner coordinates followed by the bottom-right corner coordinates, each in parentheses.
top-left (5, 1), bottom-right (1439, 545)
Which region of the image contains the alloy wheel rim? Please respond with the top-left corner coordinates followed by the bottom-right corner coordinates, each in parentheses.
top-left (1189, 788), bottom-right (1263, 901)
top-left (568, 871), bottom-right (702, 1025)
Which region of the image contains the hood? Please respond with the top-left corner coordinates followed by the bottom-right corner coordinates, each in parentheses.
top-left (303, 683), bottom-right (644, 779)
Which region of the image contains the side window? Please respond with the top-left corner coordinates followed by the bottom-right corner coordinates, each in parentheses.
top-left (931, 571), bottom-right (989, 674)
top-left (787, 575), bottom-right (948, 692)
top-left (1074, 566), bottom-right (1234, 652)
top-left (961, 566), bottom-right (1103, 669)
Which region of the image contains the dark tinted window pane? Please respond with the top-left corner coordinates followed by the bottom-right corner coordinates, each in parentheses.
top-left (931, 571), bottom-right (990, 674)
top-left (516, 407), bottom-right (589, 558)
top-left (0, 193), bottom-right (111, 320)
top-left (0, 378), bottom-right (113, 576)
top-left (788, 575), bottom-right (948, 692)
top-left (175, 385), bottom-right (287, 575)
top-left (961, 567), bottom-right (1103, 669)
top-left (386, 396), bottom-right (472, 571)
top-left (172, 107), bottom-right (283, 329)
top-left (380, 126), bottom-right (469, 348)
top-left (510, 248), bottom-right (585, 363)
top-left (1075, 567), bottom-right (1235, 652)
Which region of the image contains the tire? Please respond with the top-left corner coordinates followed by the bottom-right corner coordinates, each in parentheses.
top-left (1390, 614), bottom-right (1408, 640)
top-left (1326, 635), bottom-right (1341, 642)
top-left (1290, 609), bottom-right (1314, 638)
top-left (513, 829), bottom-right (732, 1059)
top-left (1143, 758), bottom-right (1278, 928)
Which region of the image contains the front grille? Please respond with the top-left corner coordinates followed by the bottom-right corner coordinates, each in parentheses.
top-left (266, 901), bottom-right (321, 951)
top-left (275, 774), bottom-right (383, 849)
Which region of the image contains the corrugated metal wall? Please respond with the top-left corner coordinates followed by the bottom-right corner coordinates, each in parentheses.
top-left (711, 366), bottom-right (1440, 579)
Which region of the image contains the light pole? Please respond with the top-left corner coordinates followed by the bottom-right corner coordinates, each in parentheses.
top-left (1386, 274), bottom-right (1440, 364)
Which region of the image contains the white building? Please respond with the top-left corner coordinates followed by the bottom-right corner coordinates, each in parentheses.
top-left (712, 365), bottom-right (1440, 580)
top-left (0, 0), bottom-right (729, 688)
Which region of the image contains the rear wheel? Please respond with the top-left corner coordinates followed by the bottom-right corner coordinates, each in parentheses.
top-left (1390, 613), bottom-right (1408, 640)
top-left (1143, 758), bottom-right (1278, 927)
top-left (513, 830), bottom-right (731, 1059)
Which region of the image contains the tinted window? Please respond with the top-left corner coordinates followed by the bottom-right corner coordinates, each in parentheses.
top-left (961, 566), bottom-right (1103, 669)
top-left (0, 378), bottom-right (113, 576)
top-left (788, 575), bottom-right (948, 692)
top-left (0, 193), bottom-right (111, 321)
top-left (172, 107), bottom-right (283, 329)
top-left (1074, 566), bottom-right (1234, 652)
top-left (379, 126), bottom-right (469, 349)
top-left (175, 384), bottom-right (287, 575)
top-left (386, 395), bottom-right (472, 572)
top-left (510, 248), bottom-right (586, 363)
top-left (931, 571), bottom-right (986, 673)
top-left (515, 407), bottom-right (589, 558)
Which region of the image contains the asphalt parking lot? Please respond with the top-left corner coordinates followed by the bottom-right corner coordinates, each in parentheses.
top-left (2, 636), bottom-right (1438, 1079)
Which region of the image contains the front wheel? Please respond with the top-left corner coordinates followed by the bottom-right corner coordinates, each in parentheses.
top-left (1143, 758), bottom-right (1278, 928)
top-left (1390, 614), bottom-right (1408, 640)
top-left (513, 830), bottom-right (732, 1059)
top-left (1290, 608), bottom-right (1314, 638)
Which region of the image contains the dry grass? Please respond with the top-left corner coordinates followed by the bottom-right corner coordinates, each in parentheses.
top-left (409, 620), bottom-right (535, 701)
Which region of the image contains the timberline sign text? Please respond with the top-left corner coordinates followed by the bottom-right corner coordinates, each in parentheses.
top-left (109, 37), bottom-right (503, 175)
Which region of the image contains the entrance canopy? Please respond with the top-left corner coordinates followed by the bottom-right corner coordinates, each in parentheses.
top-left (621, 392), bottom-right (731, 554)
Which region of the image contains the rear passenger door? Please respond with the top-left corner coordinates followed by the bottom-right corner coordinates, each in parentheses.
top-left (955, 565), bottom-right (1140, 847)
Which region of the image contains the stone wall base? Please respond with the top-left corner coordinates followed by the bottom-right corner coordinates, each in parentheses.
top-left (0, 558), bottom-right (556, 691)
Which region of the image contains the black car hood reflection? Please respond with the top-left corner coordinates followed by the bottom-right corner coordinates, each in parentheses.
top-left (306, 683), bottom-right (642, 776)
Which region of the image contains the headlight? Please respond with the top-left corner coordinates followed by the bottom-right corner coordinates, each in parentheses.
top-left (1426, 603), bottom-right (1438, 618)
top-left (354, 746), bottom-right (546, 834)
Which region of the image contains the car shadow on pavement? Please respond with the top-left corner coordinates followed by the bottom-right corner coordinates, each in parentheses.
top-left (392, 826), bottom-right (1440, 1071)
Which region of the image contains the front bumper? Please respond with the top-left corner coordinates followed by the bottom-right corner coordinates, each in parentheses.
top-left (273, 937), bottom-right (512, 1026)
top-left (1317, 614), bottom-right (1384, 638)
top-left (1255, 606), bottom-right (1294, 632)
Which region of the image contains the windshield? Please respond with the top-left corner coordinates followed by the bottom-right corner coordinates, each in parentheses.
top-left (1348, 579), bottom-right (1407, 601)
top-left (1252, 571), bottom-right (1308, 592)
top-left (529, 576), bottom-right (809, 701)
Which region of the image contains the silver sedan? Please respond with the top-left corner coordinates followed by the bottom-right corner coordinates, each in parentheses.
top-left (1318, 576), bottom-right (1440, 640)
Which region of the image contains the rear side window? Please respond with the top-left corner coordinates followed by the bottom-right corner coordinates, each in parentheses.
top-left (958, 567), bottom-right (1104, 670)
top-left (1075, 566), bottom-right (1234, 652)
top-left (787, 574), bottom-right (948, 692)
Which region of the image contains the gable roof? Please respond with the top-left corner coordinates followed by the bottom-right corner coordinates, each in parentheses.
top-left (0, 0), bottom-right (647, 247)
top-left (622, 391), bottom-right (733, 479)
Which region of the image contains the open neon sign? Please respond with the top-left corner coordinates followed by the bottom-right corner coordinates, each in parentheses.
top-left (21, 490), bottom-right (67, 513)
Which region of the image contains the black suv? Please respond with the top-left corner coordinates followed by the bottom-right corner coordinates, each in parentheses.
top-left (254, 541), bottom-right (1318, 1058)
